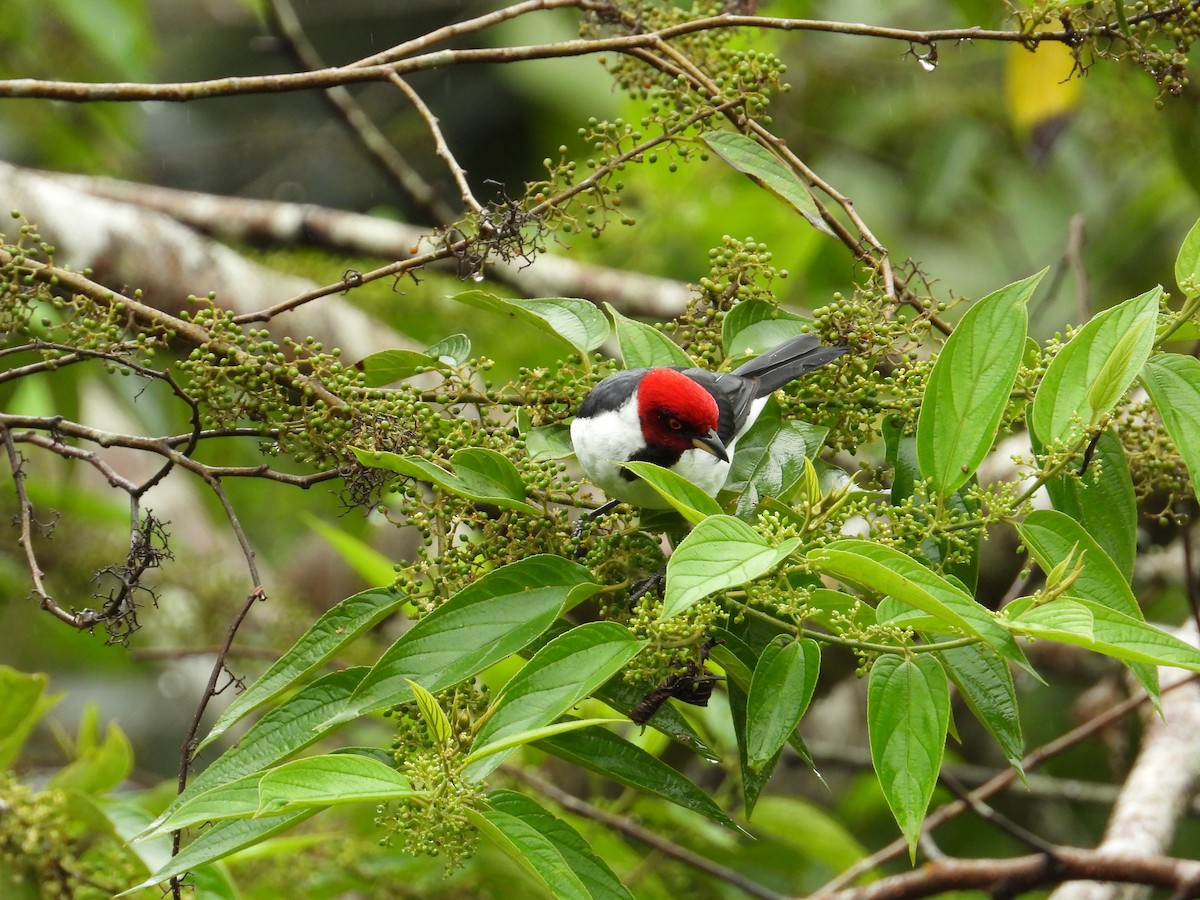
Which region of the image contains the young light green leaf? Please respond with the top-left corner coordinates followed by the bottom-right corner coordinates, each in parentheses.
top-left (722, 300), bottom-right (815, 358)
top-left (1175, 215), bottom-right (1200, 295)
top-left (701, 131), bottom-right (833, 235)
top-left (917, 270), bottom-right (1041, 495)
top-left (1141, 353), bottom-right (1200, 488)
top-left (663, 515), bottom-right (800, 619)
top-left (199, 587), bottom-right (403, 751)
top-left (472, 790), bottom-right (633, 900)
top-left (620, 460), bottom-right (724, 525)
top-left (938, 643), bottom-right (1024, 772)
top-left (355, 348), bottom-right (450, 386)
top-left (1042, 429), bottom-right (1137, 582)
top-left (406, 679), bottom-right (453, 746)
top-left (454, 291), bottom-right (610, 357)
top-left (1008, 597), bottom-right (1200, 671)
top-left (304, 515), bottom-right (398, 587)
top-left (1031, 286), bottom-right (1161, 447)
top-left (346, 555), bottom-right (598, 716)
top-left (256, 755), bottom-right (421, 815)
top-left (752, 796), bottom-right (869, 872)
top-left (537, 725), bottom-right (738, 829)
top-left (465, 621), bottom-right (645, 780)
top-left (1017, 509), bottom-right (1138, 616)
top-left (603, 302), bottom-right (693, 368)
top-left (425, 332), bottom-right (471, 365)
top-left (723, 400), bottom-right (827, 520)
top-left (352, 445), bottom-right (541, 516)
top-left (809, 540), bottom-right (1032, 673)
top-left (746, 638), bottom-right (821, 772)
top-left (463, 718), bottom-right (618, 768)
top-left (867, 654), bottom-right (950, 857)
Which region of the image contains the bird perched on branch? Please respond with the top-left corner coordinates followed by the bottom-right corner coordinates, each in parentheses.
top-left (571, 333), bottom-right (847, 510)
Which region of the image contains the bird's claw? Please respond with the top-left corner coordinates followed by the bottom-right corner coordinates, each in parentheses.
top-left (629, 567), bottom-right (666, 604)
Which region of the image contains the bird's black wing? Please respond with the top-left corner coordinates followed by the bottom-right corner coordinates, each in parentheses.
top-left (576, 368), bottom-right (648, 418)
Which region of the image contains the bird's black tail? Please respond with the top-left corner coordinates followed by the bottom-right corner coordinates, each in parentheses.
top-left (732, 334), bottom-right (848, 397)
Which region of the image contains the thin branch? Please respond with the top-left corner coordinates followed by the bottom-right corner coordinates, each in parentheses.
top-left (264, 0), bottom-right (457, 225)
top-left (506, 765), bottom-right (788, 900)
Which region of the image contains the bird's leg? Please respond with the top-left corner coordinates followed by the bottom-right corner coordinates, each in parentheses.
top-left (570, 498), bottom-right (622, 543)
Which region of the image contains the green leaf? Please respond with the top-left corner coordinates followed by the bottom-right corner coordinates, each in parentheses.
top-left (537, 726), bottom-right (738, 830)
top-left (122, 812), bottom-right (318, 895)
top-left (603, 302), bottom-right (693, 368)
top-left (701, 131), bottom-right (833, 235)
top-left (1008, 597), bottom-right (1200, 671)
top-left (256, 755), bottom-right (421, 815)
top-left (355, 348), bottom-right (450, 386)
top-left (1175, 215), bottom-right (1200, 295)
top-left (0, 666), bottom-right (58, 769)
top-left (723, 399), bottom-right (827, 520)
top-left (1016, 509), bottom-right (1158, 698)
top-left (454, 292), bottom-right (610, 357)
top-left (425, 332), bottom-right (471, 364)
top-left (917, 270), bottom-right (1041, 495)
top-left (139, 774), bottom-right (263, 839)
top-left (1031, 286), bottom-right (1161, 447)
top-left (938, 643), bottom-right (1024, 772)
top-left (463, 718), bottom-right (618, 768)
top-left (746, 638), bottom-right (821, 772)
top-left (472, 791), bottom-right (632, 900)
top-left (465, 622), bottom-right (645, 780)
top-left (524, 423), bottom-right (576, 460)
top-left (48, 714), bottom-right (133, 795)
top-left (199, 587), bottom-right (403, 751)
top-left (346, 555), bottom-right (598, 716)
top-left (406, 679), bottom-right (453, 746)
top-left (1142, 353), bottom-right (1200, 489)
top-left (722, 300), bottom-right (815, 359)
top-left (152, 668), bottom-right (366, 831)
top-left (620, 461), bottom-right (724, 525)
top-left (352, 445), bottom-right (541, 516)
top-left (868, 654), bottom-right (950, 856)
top-left (1042, 429), bottom-right (1137, 582)
top-left (809, 540), bottom-right (1032, 673)
top-left (663, 515), bottom-right (800, 619)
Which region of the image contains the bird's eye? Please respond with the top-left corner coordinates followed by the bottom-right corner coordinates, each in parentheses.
top-left (667, 417), bottom-right (683, 431)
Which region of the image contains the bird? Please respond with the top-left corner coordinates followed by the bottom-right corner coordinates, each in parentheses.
top-left (571, 333), bottom-right (848, 510)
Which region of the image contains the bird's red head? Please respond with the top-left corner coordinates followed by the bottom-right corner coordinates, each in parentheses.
top-left (636, 368), bottom-right (720, 451)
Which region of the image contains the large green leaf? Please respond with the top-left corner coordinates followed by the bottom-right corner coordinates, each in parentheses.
top-left (1008, 597), bottom-right (1200, 671)
top-left (345, 556), bottom-right (599, 716)
top-left (603, 302), bottom-right (693, 368)
top-left (353, 446), bottom-right (541, 516)
top-left (465, 622), bottom-right (645, 780)
top-left (663, 515), bottom-right (799, 619)
top-left (938, 643), bottom-right (1023, 772)
top-left (454, 291), bottom-right (610, 357)
top-left (867, 654), bottom-right (950, 856)
top-left (1031, 286), bottom-right (1161, 447)
top-left (917, 270), bottom-right (1041, 495)
top-left (1141, 353), bottom-right (1200, 488)
top-left (701, 131), bottom-right (833, 235)
top-left (255, 755), bottom-right (421, 815)
top-left (722, 399), bottom-right (827, 520)
top-left (722, 300), bottom-right (815, 358)
top-left (745, 638), bottom-right (821, 772)
top-left (537, 726), bottom-right (737, 829)
top-left (199, 587), bottom-right (403, 751)
top-left (355, 348), bottom-right (452, 386)
top-left (751, 796), bottom-right (868, 873)
top-left (1016, 509), bottom-right (1157, 698)
top-left (809, 540), bottom-right (1031, 672)
top-left (1042, 428), bottom-right (1137, 582)
top-left (0, 666), bottom-right (57, 769)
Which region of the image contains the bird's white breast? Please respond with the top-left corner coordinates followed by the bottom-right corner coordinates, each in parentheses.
top-left (570, 394), bottom-right (731, 508)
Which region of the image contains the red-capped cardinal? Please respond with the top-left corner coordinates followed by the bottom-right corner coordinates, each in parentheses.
top-left (571, 333), bottom-right (847, 509)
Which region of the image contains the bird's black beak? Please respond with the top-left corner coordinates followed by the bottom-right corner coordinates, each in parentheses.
top-left (692, 429), bottom-right (729, 462)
